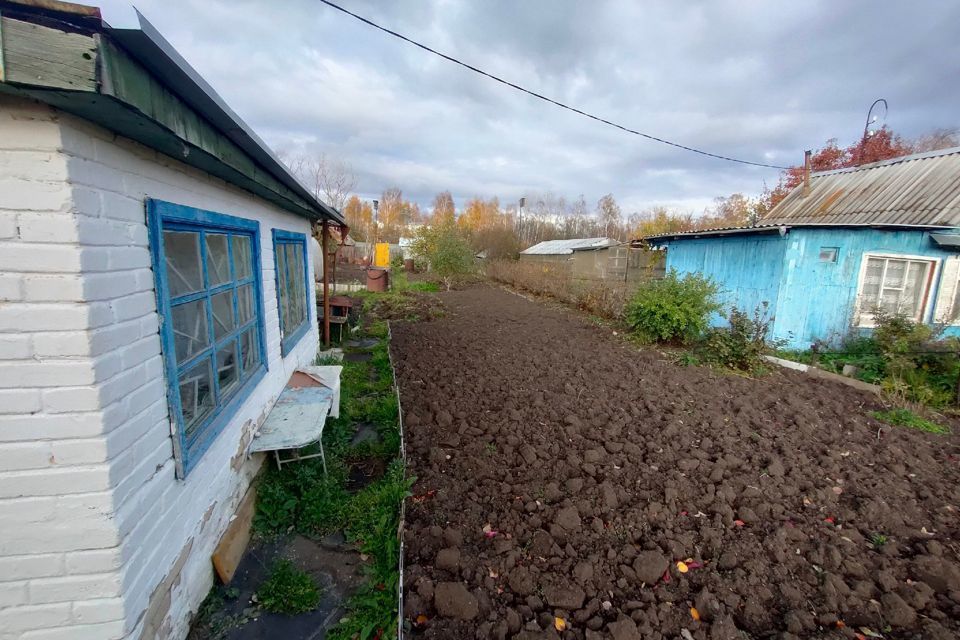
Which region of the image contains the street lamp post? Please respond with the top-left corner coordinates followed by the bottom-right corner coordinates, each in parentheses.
top-left (857, 98), bottom-right (888, 165)
top-left (518, 197), bottom-right (525, 244)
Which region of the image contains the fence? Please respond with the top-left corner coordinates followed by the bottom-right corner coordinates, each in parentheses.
top-left (518, 246), bottom-right (665, 284)
top-left (485, 259), bottom-right (633, 320)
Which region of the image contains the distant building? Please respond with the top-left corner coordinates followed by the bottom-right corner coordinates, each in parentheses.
top-left (520, 237), bottom-right (663, 282)
top-left (648, 147), bottom-right (960, 349)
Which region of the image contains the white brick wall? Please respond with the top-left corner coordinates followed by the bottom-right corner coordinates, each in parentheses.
top-left (0, 95), bottom-right (320, 639)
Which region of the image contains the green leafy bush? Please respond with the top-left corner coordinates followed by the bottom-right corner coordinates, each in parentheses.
top-left (257, 560), bottom-right (321, 615)
top-left (701, 303), bottom-right (784, 373)
top-left (625, 269), bottom-right (721, 343)
top-left (411, 223), bottom-right (475, 290)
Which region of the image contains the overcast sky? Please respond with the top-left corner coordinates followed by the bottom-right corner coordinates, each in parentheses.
top-left (98, 0), bottom-right (960, 215)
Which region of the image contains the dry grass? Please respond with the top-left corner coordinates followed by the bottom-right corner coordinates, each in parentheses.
top-left (485, 259), bottom-right (630, 321)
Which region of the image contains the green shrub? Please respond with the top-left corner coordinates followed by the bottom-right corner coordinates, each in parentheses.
top-left (411, 223), bottom-right (475, 290)
top-left (870, 408), bottom-right (950, 435)
top-left (701, 303), bottom-right (783, 373)
top-left (625, 269), bottom-right (721, 343)
top-left (871, 310), bottom-right (957, 406)
top-left (257, 560), bottom-right (321, 615)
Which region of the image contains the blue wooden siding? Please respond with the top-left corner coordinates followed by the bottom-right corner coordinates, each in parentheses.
top-left (662, 227), bottom-right (960, 350)
top-left (776, 228), bottom-right (960, 347)
top-left (663, 233), bottom-right (788, 328)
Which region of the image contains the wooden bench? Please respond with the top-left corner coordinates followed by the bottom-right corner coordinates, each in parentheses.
top-left (318, 296), bottom-right (352, 341)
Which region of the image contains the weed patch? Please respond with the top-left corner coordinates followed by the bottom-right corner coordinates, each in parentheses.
top-left (784, 311), bottom-right (960, 409)
top-left (257, 560), bottom-right (321, 615)
top-left (699, 303), bottom-right (785, 374)
top-left (870, 408), bottom-right (950, 435)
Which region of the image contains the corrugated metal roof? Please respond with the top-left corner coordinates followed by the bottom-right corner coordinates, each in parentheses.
top-left (520, 237), bottom-right (617, 255)
top-left (645, 224), bottom-right (787, 242)
top-left (762, 146), bottom-right (960, 227)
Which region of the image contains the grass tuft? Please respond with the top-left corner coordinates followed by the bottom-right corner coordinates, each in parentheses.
top-left (869, 408), bottom-right (950, 435)
top-left (257, 560), bottom-right (321, 615)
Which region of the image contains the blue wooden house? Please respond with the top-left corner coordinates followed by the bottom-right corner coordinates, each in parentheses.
top-left (647, 147), bottom-right (960, 349)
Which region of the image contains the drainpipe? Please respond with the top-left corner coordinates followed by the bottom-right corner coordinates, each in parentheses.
top-left (802, 150), bottom-right (812, 197)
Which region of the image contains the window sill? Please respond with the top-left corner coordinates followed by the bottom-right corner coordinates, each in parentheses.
top-left (280, 320), bottom-right (312, 357)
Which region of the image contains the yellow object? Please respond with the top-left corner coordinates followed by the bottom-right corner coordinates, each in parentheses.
top-left (677, 561), bottom-right (689, 573)
top-left (375, 243), bottom-right (390, 267)
top-left (690, 607), bottom-right (700, 621)
top-left (554, 617), bottom-right (566, 631)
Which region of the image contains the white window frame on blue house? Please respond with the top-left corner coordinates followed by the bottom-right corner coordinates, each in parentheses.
top-left (272, 229), bottom-right (312, 355)
top-left (933, 256), bottom-right (960, 325)
top-left (854, 252), bottom-right (940, 328)
top-left (147, 199), bottom-right (269, 478)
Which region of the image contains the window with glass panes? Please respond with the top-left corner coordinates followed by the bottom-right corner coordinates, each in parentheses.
top-left (857, 254), bottom-right (935, 325)
top-left (147, 200), bottom-right (266, 476)
top-left (272, 229), bottom-right (310, 354)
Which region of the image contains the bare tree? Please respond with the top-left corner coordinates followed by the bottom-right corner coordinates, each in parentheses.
top-left (285, 152), bottom-right (357, 212)
top-left (596, 194), bottom-right (622, 240)
top-left (913, 128), bottom-right (959, 153)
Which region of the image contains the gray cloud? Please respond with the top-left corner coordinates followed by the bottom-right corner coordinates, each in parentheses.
top-left (100, 0), bottom-right (960, 214)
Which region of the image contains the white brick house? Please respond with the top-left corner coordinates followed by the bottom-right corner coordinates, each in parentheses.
top-left (0, 2), bottom-right (344, 638)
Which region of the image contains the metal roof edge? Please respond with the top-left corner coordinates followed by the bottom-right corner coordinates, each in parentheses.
top-left (810, 145), bottom-right (960, 178)
top-left (647, 222), bottom-right (960, 242)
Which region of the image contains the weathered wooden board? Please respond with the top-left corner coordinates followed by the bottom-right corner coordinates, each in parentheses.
top-left (211, 484), bottom-right (256, 584)
top-left (0, 15), bottom-right (97, 90)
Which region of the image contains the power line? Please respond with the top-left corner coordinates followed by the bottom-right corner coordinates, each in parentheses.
top-left (318, 0), bottom-right (790, 170)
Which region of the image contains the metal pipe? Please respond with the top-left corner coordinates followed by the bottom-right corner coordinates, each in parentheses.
top-left (322, 220), bottom-right (330, 346)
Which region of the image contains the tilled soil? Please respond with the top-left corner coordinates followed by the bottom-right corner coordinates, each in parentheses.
top-left (392, 287), bottom-right (960, 640)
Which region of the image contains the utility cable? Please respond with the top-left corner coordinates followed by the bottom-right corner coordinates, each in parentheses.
top-left (318, 0), bottom-right (790, 170)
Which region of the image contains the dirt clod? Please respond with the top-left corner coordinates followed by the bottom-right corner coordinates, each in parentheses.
top-left (433, 582), bottom-right (478, 620)
top-left (632, 550), bottom-right (668, 585)
top-left (543, 581), bottom-right (585, 609)
top-left (881, 591), bottom-right (917, 627)
top-left (435, 547), bottom-right (460, 572)
top-left (607, 616), bottom-right (641, 640)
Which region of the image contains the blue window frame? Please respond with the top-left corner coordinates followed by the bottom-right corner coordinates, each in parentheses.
top-left (272, 229), bottom-right (311, 355)
top-left (147, 199), bottom-right (268, 478)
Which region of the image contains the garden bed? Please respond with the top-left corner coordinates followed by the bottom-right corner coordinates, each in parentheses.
top-left (392, 286), bottom-right (960, 639)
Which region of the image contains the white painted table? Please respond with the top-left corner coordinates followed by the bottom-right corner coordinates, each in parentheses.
top-left (249, 366), bottom-right (342, 473)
